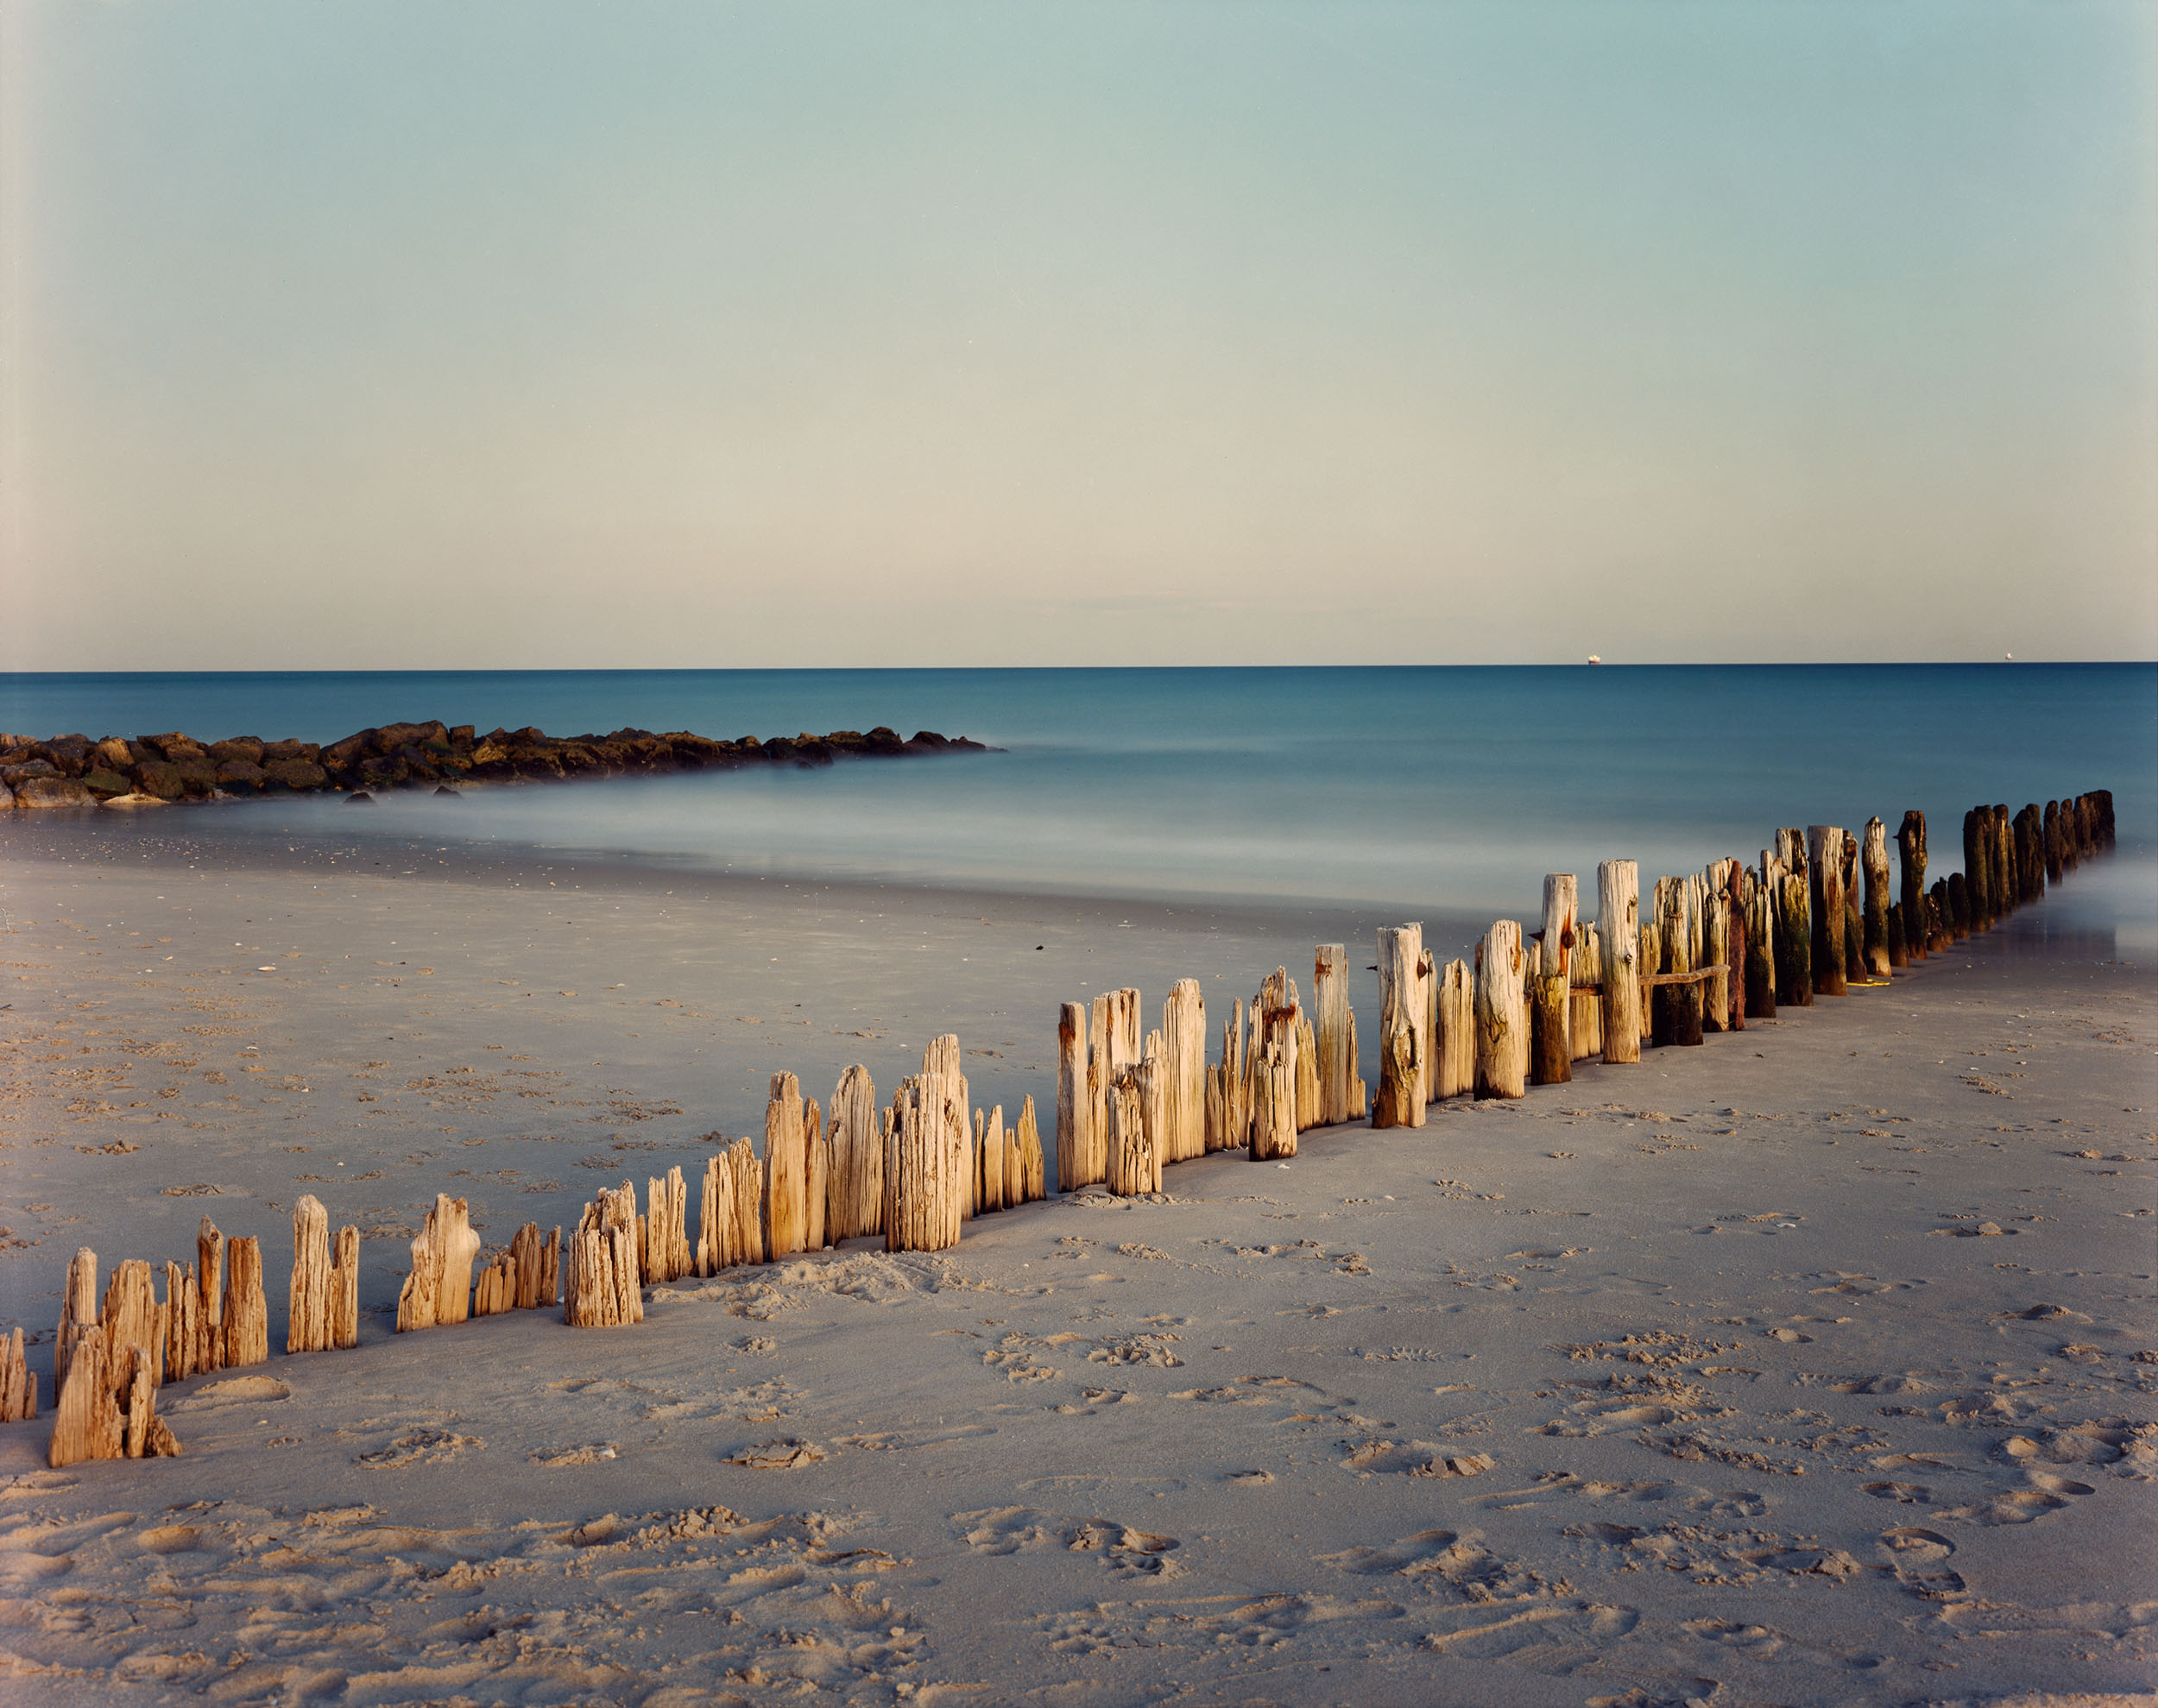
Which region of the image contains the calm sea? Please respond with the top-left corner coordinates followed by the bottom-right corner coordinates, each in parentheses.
top-left (3, 666), bottom-right (2153, 946)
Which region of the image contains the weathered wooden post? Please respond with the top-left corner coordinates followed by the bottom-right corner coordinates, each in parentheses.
top-left (1315, 944), bottom-right (1351, 1125)
top-left (1568, 926), bottom-right (1604, 1059)
top-left (1701, 865), bottom-right (1732, 1031)
top-left (1248, 1040), bottom-right (1296, 1160)
top-left (1415, 947), bottom-right (1438, 1108)
top-left (1805, 826), bottom-right (1848, 996)
top-left (1859, 818), bottom-right (1890, 976)
top-left (1473, 922), bottom-right (1527, 1099)
top-left (1597, 860), bottom-right (1641, 1064)
top-left (1948, 872), bottom-right (1972, 938)
top-left (1436, 959), bottom-right (1473, 1095)
top-left (395, 1195), bottom-right (480, 1333)
top-left (0, 1327), bottom-right (35, 1423)
top-left (1541, 875), bottom-right (1577, 1058)
top-left (1017, 1095), bottom-right (1047, 1200)
top-left (288, 1196), bottom-right (332, 1353)
top-left (1886, 903), bottom-right (1907, 968)
top-left (1745, 877), bottom-right (1776, 1017)
top-left (1373, 926), bottom-right (1425, 1128)
top-left (195, 1219), bottom-right (225, 1374)
top-left (762, 1072), bottom-right (807, 1258)
top-left (565, 1182), bottom-right (643, 1327)
top-left (223, 1238), bottom-right (268, 1367)
top-left (1163, 979), bottom-right (1207, 1161)
top-left (1057, 1002), bottom-right (1092, 1189)
top-left (826, 1065), bottom-right (881, 1241)
top-left (1897, 810), bottom-right (1927, 958)
top-left (1205, 999), bottom-right (1246, 1152)
top-left (1527, 939), bottom-right (1571, 1086)
top-left (885, 1068), bottom-right (964, 1252)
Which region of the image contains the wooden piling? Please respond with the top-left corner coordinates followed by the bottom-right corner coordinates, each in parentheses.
top-left (195, 1219), bottom-right (225, 1374)
top-left (764, 1073), bottom-right (809, 1257)
top-left (1205, 999), bottom-right (1246, 1152)
top-left (827, 1065), bottom-right (881, 1242)
top-left (1528, 942), bottom-right (1571, 1086)
top-left (1373, 926), bottom-right (1425, 1128)
top-left (1473, 921), bottom-right (1527, 1100)
top-left (1017, 1095), bottom-right (1047, 1201)
top-left (1597, 860), bottom-right (1642, 1064)
top-left (99, 1257), bottom-right (159, 1401)
top-left (885, 1068), bottom-right (965, 1252)
top-left (0, 1327), bottom-right (34, 1423)
top-left (1568, 928), bottom-right (1604, 1061)
top-left (1897, 810), bottom-right (1928, 959)
top-left (1436, 957), bottom-right (1474, 1097)
top-left (1745, 879), bottom-right (1776, 1018)
top-left (394, 1194), bottom-right (480, 1333)
top-left (1057, 1002), bottom-right (1092, 1190)
top-left (1541, 876), bottom-right (1578, 1059)
top-left (1806, 826), bottom-right (1849, 996)
top-left (1859, 819), bottom-right (1890, 976)
top-left (47, 1324), bottom-right (123, 1469)
top-left (1315, 945), bottom-right (1351, 1125)
top-left (1163, 980), bottom-right (1207, 1161)
top-left (565, 1182), bottom-right (644, 1327)
top-left (223, 1238), bottom-right (268, 1368)
top-left (1248, 1040), bottom-right (1297, 1160)
top-left (1701, 865), bottom-right (1733, 1031)
top-left (288, 1195), bottom-right (332, 1354)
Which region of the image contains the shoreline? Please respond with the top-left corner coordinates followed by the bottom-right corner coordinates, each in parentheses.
top-left (0, 829), bottom-right (2150, 1705)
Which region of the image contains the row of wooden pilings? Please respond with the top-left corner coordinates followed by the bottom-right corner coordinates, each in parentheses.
top-left (19, 788), bottom-right (2113, 1467)
top-left (1051, 790), bottom-right (2115, 1182)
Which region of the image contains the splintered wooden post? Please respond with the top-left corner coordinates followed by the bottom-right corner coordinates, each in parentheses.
top-left (803, 1110), bottom-right (828, 1249)
top-left (1838, 834), bottom-right (1863, 984)
top-left (1652, 881), bottom-right (1702, 1048)
top-left (1017, 1094), bottom-right (1047, 1200)
top-left (1701, 866), bottom-right (1732, 1032)
top-left (1373, 925), bottom-right (1425, 1128)
top-left (1860, 818), bottom-right (1891, 976)
top-left (1597, 860), bottom-right (1642, 1065)
top-left (1776, 867), bottom-right (1813, 1005)
top-left (396, 1194), bottom-right (481, 1332)
top-left (1315, 945), bottom-right (1350, 1125)
top-left (1745, 879), bottom-right (1776, 1018)
top-left (1474, 922), bottom-right (1527, 1100)
top-left (1434, 958), bottom-right (1473, 1095)
top-left (1416, 947), bottom-right (1437, 1108)
top-left (0, 1327), bottom-right (35, 1424)
top-left (763, 1072), bottom-right (807, 1259)
top-left (1057, 1002), bottom-right (1091, 1190)
top-left (1898, 811), bottom-right (1928, 959)
top-left (160, 1261), bottom-right (195, 1386)
top-left (98, 1257), bottom-right (159, 1402)
top-left (1163, 980), bottom-right (1206, 1163)
top-left (196, 1220), bottom-right (225, 1375)
top-left (1807, 827), bottom-right (1848, 996)
top-left (1248, 1041), bottom-right (1296, 1160)
top-left (1541, 876), bottom-right (1578, 1060)
top-left (47, 1324), bottom-right (122, 1469)
top-left (288, 1194), bottom-right (332, 1354)
top-left (1107, 1064), bottom-right (1161, 1195)
top-left (331, 1226), bottom-right (360, 1348)
top-left (1294, 1006), bottom-right (1321, 1132)
top-left (223, 1238), bottom-right (268, 1368)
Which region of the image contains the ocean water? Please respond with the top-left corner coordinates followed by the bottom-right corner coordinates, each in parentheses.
top-left (3, 665), bottom-right (2153, 944)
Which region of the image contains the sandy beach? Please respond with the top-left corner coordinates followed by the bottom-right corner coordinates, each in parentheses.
top-left (0, 822), bottom-right (2152, 1708)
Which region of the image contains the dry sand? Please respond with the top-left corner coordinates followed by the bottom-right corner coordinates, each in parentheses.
top-left (0, 823), bottom-right (2153, 1708)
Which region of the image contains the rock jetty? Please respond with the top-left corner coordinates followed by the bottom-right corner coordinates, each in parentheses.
top-left (0, 723), bottom-right (989, 810)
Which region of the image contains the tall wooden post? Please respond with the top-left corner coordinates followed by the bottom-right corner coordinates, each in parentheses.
top-left (288, 1195), bottom-right (332, 1354)
top-left (1807, 826), bottom-right (1848, 996)
top-left (1540, 875), bottom-right (1577, 1061)
top-left (1528, 939), bottom-right (1571, 1085)
top-left (1163, 979), bottom-right (1206, 1162)
top-left (1373, 926), bottom-right (1425, 1128)
top-left (1897, 811), bottom-right (1927, 959)
top-left (1860, 818), bottom-right (1890, 976)
top-left (1473, 921), bottom-right (1526, 1099)
top-left (1315, 944), bottom-right (1351, 1125)
top-left (1597, 860), bottom-right (1641, 1065)
top-left (1057, 1002), bottom-right (1091, 1190)
top-left (1436, 959), bottom-right (1473, 1096)
top-left (763, 1072), bottom-right (806, 1259)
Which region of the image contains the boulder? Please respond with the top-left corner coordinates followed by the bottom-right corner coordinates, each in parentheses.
top-left (863, 727), bottom-right (906, 755)
top-left (143, 732), bottom-right (208, 762)
top-left (94, 737), bottom-right (136, 772)
top-left (81, 769), bottom-right (133, 799)
top-left (345, 791), bottom-right (375, 805)
top-left (374, 721), bottom-right (448, 754)
top-left (260, 758), bottom-right (328, 791)
top-left (46, 735), bottom-right (94, 775)
top-left (130, 761), bottom-right (188, 801)
top-left (260, 739), bottom-right (320, 765)
top-left (9, 776), bottom-right (97, 810)
top-left (215, 760), bottom-right (267, 791)
top-left (209, 738), bottom-right (264, 765)
top-left (1, 759), bottom-right (59, 785)
top-left (507, 744), bottom-right (565, 780)
top-left (448, 725), bottom-right (476, 747)
top-left (357, 756), bottom-right (412, 790)
top-left (0, 780), bottom-right (10, 808)
top-left (468, 741), bottom-right (515, 780)
top-left (320, 730), bottom-right (377, 772)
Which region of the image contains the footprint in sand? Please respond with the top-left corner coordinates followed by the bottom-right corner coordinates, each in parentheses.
top-left (1878, 1526), bottom-right (1964, 1599)
top-left (954, 1507), bottom-right (1179, 1578)
top-left (354, 1427), bottom-right (480, 1468)
top-left (727, 1439), bottom-right (827, 1470)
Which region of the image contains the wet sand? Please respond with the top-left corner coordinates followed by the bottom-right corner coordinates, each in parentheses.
top-left (0, 826), bottom-right (2152, 1707)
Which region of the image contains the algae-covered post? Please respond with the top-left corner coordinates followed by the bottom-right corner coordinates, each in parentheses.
top-left (1527, 938), bottom-right (1571, 1087)
top-left (1596, 860), bottom-right (1641, 1065)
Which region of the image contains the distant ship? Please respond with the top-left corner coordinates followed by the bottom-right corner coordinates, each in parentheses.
top-left (1587, 654), bottom-right (1601, 665)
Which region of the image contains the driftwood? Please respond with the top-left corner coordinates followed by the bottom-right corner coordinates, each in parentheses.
top-left (1597, 860), bottom-right (1641, 1065)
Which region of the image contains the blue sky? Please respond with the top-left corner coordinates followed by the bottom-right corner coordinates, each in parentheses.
top-left (4, 1), bottom-right (2153, 666)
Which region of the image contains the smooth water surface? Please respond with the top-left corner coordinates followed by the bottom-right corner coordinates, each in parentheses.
top-left (4, 666), bottom-right (2152, 940)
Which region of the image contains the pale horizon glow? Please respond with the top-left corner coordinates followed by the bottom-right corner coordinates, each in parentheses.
top-left (3, 2), bottom-right (2154, 669)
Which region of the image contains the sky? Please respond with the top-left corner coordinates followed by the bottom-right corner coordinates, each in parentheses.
top-left (3, 1), bottom-right (2154, 669)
